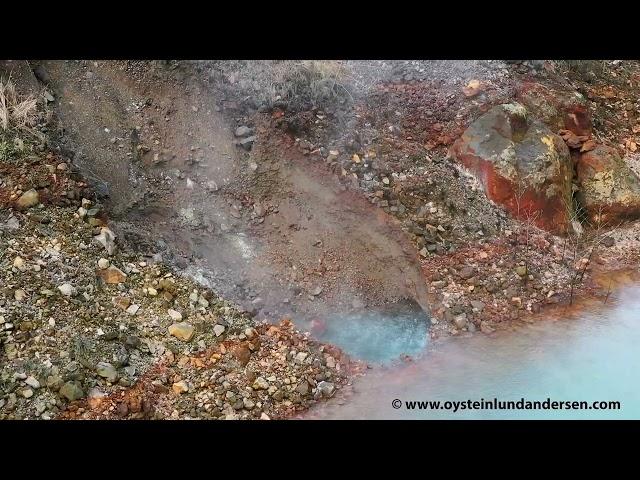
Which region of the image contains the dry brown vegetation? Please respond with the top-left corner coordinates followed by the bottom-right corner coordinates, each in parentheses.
top-left (0, 78), bottom-right (39, 132)
top-left (204, 60), bottom-right (354, 111)
top-left (552, 60), bottom-right (611, 82)
top-left (253, 60), bottom-right (352, 108)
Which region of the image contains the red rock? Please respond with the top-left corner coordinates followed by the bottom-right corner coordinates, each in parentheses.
top-left (451, 103), bottom-right (574, 234)
top-left (266, 326), bottom-right (281, 337)
top-left (580, 139), bottom-right (597, 153)
top-left (517, 82), bottom-right (592, 136)
top-left (116, 402), bottom-right (129, 417)
top-left (230, 343), bottom-right (252, 367)
top-left (563, 132), bottom-right (590, 150)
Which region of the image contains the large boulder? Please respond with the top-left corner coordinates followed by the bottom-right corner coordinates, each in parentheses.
top-left (451, 102), bottom-right (574, 233)
top-left (516, 82), bottom-right (592, 136)
top-left (575, 145), bottom-right (640, 225)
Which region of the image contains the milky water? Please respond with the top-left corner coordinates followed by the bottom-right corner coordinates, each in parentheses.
top-left (317, 302), bottom-right (429, 364)
top-left (309, 284), bottom-right (640, 419)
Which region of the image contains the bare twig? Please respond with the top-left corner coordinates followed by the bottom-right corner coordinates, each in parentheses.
top-left (604, 278), bottom-right (613, 304)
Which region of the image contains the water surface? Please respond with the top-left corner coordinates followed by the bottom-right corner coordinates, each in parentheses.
top-left (317, 301), bottom-right (428, 364)
top-left (309, 285), bottom-right (640, 419)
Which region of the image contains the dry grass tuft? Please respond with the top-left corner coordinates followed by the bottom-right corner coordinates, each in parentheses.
top-left (206, 60), bottom-right (353, 111)
top-left (551, 60), bottom-right (609, 81)
top-left (0, 78), bottom-right (39, 131)
top-left (251, 60), bottom-right (351, 108)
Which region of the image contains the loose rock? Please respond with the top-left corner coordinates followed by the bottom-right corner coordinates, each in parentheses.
top-left (16, 189), bottom-right (40, 209)
top-left (96, 362), bottom-right (118, 383)
top-left (98, 266), bottom-right (127, 284)
top-left (25, 376), bottom-right (40, 389)
top-left (60, 382), bottom-right (84, 402)
top-left (93, 227), bottom-right (117, 255)
top-left (213, 324), bottom-right (225, 337)
top-left (168, 322), bottom-right (195, 342)
top-left (58, 283), bottom-right (77, 297)
top-left (172, 380), bottom-right (189, 394)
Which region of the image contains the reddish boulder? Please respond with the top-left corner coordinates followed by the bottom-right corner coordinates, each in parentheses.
top-left (575, 145), bottom-right (640, 225)
top-left (451, 103), bottom-right (574, 234)
top-left (516, 82), bottom-right (592, 136)
top-left (230, 342), bottom-right (252, 367)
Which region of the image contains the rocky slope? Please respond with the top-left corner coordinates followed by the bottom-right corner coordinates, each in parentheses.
top-left (3, 60), bottom-right (640, 421)
top-left (204, 59), bottom-right (640, 336)
top-left (0, 127), bottom-right (356, 419)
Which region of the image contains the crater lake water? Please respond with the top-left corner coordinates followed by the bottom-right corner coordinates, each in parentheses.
top-left (308, 284), bottom-right (640, 419)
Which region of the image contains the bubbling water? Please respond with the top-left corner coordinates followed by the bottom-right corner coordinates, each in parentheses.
top-left (317, 300), bottom-right (429, 365)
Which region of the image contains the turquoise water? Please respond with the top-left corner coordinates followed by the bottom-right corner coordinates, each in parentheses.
top-left (310, 285), bottom-right (640, 419)
top-left (317, 302), bottom-right (428, 364)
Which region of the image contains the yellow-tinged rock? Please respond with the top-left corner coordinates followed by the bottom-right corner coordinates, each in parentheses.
top-left (172, 380), bottom-right (189, 394)
top-left (98, 266), bottom-right (127, 284)
top-left (16, 189), bottom-right (39, 209)
top-left (13, 257), bottom-right (26, 271)
top-left (168, 322), bottom-right (195, 342)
